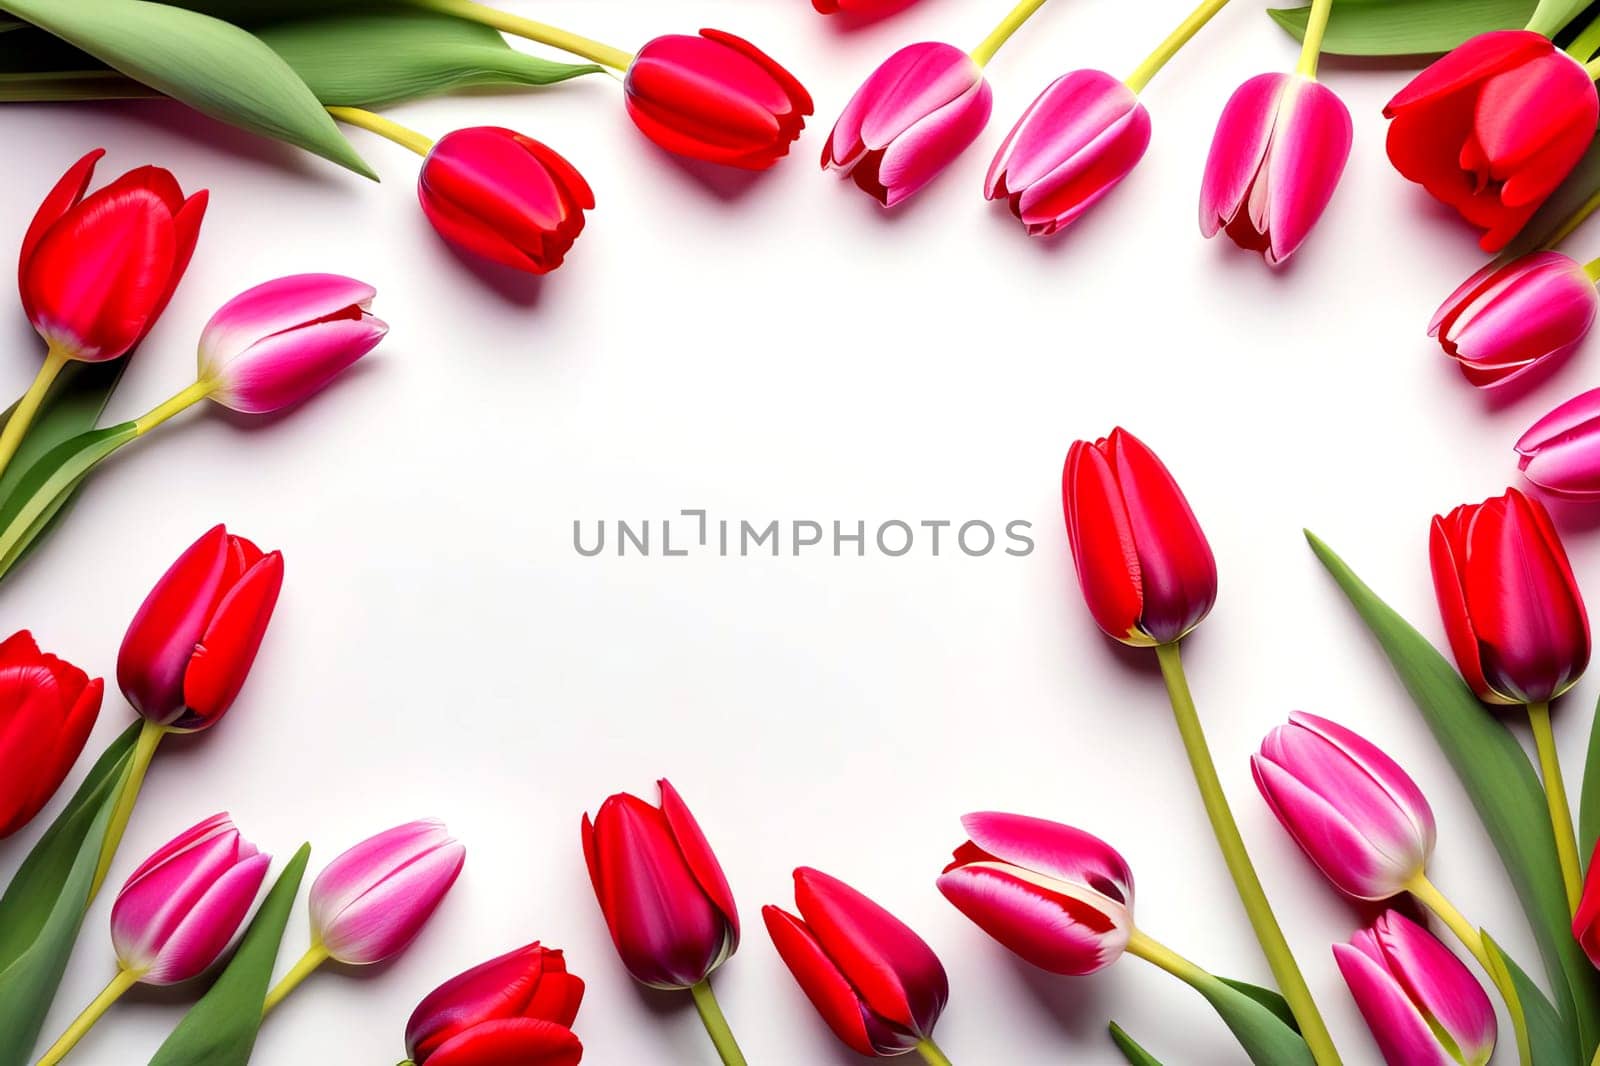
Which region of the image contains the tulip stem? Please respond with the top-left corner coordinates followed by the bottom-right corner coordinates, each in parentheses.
top-left (326, 107), bottom-right (435, 157)
top-left (1125, 0), bottom-right (1233, 93)
top-left (91, 718), bottom-right (166, 899)
top-left (1295, 0), bottom-right (1334, 78)
top-left (1406, 874), bottom-right (1490, 967)
top-left (971, 0), bottom-right (1053, 67)
top-left (1588, 55), bottom-right (1600, 80)
top-left (916, 1038), bottom-right (955, 1066)
top-left (1566, 13), bottom-right (1600, 61)
top-left (132, 378), bottom-right (216, 436)
top-left (1528, 701), bottom-right (1584, 913)
top-left (1537, 185), bottom-right (1600, 250)
top-left (35, 968), bottom-right (140, 1066)
top-left (1153, 641), bottom-right (1342, 1066)
top-left (689, 979), bottom-right (748, 1066)
top-left (402, 0), bottom-right (634, 70)
top-left (263, 943), bottom-right (331, 1016)
top-left (0, 342), bottom-right (70, 482)
top-left (1127, 929), bottom-right (1211, 986)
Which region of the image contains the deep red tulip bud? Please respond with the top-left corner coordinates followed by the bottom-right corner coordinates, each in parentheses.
top-left (118, 524), bottom-right (284, 731)
top-left (419, 128), bottom-right (594, 276)
top-left (1062, 427), bottom-right (1217, 646)
top-left (20, 149), bottom-right (207, 362)
top-left (764, 868), bottom-right (948, 1056)
top-left (582, 779), bottom-right (739, 989)
top-left (624, 30), bottom-right (813, 170)
top-left (0, 630), bottom-right (102, 838)
top-left (406, 943), bottom-right (585, 1065)
top-left (1430, 488), bottom-right (1589, 705)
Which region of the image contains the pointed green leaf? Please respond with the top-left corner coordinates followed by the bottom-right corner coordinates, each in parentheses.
top-left (1582, 692), bottom-right (1600, 867)
top-left (1218, 976), bottom-right (1301, 1033)
top-left (0, 0), bottom-right (373, 177)
top-left (0, 422), bottom-right (138, 585)
top-left (149, 844), bottom-right (310, 1066)
top-left (1484, 930), bottom-right (1577, 1066)
top-left (1110, 1022), bottom-right (1166, 1066)
top-left (1308, 531), bottom-right (1600, 1056)
top-left (1187, 971), bottom-right (1316, 1066)
top-left (1268, 0), bottom-right (1533, 57)
top-left (0, 723), bottom-right (139, 1066)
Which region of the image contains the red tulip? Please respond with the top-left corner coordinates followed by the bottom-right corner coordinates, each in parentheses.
top-left (1575, 841), bottom-right (1600, 968)
top-left (764, 868), bottom-right (948, 1057)
top-left (1062, 427), bottom-right (1217, 647)
top-left (624, 30), bottom-right (813, 170)
top-left (582, 779), bottom-right (739, 989)
top-left (1430, 488), bottom-right (1589, 704)
top-left (419, 128), bottom-right (593, 275)
top-left (20, 148), bottom-right (207, 362)
top-left (118, 525), bottom-right (284, 731)
top-left (0, 630), bottom-right (102, 838)
top-left (406, 943), bottom-right (585, 1065)
top-left (1384, 31), bottom-right (1598, 252)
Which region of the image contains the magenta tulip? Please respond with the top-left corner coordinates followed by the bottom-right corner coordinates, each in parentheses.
top-left (1199, 73), bottom-right (1352, 264)
top-left (1335, 911), bottom-right (1495, 1066)
top-left (1520, 388), bottom-right (1600, 498)
top-left (823, 42), bottom-right (992, 207)
top-left (937, 812), bottom-right (1133, 975)
top-left (1253, 713), bottom-right (1436, 900)
top-left (986, 71), bottom-right (1150, 237)
top-left (309, 818), bottom-right (465, 965)
top-left (1430, 252), bottom-right (1599, 386)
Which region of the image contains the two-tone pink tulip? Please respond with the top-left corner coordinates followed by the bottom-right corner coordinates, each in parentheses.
top-left (1430, 252), bottom-right (1600, 386)
top-left (765, 867), bottom-right (949, 1059)
top-left (1335, 912), bottom-right (1495, 1066)
top-left (403, 943), bottom-right (585, 1066)
top-left (1520, 389), bottom-right (1600, 498)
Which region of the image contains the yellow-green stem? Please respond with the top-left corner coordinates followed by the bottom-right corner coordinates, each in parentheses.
top-left (1568, 13), bottom-right (1600, 61)
top-left (91, 718), bottom-right (166, 899)
top-left (325, 106), bottom-right (435, 157)
top-left (35, 968), bottom-right (140, 1066)
top-left (1528, 701), bottom-right (1584, 913)
top-left (917, 1038), bottom-right (955, 1066)
top-left (263, 943), bottom-right (331, 1016)
top-left (0, 343), bottom-right (70, 481)
top-left (689, 979), bottom-right (747, 1066)
top-left (970, 0), bottom-right (1053, 66)
top-left (132, 379), bottom-right (215, 437)
top-left (1586, 55), bottom-right (1600, 79)
top-left (1295, 0), bottom-right (1334, 78)
top-left (1586, 256), bottom-right (1600, 283)
top-left (1406, 874), bottom-right (1491, 968)
top-left (1126, 928), bottom-right (1213, 985)
top-left (1154, 641), bottom-right (1342, 1066)
top-left (404, 0), bottom-right (634, 70)
top-left (1126, 0), bottom-right (1234, 93)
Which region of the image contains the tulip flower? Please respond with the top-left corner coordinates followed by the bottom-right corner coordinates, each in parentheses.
top-left (36, 814), bottom-right (269, 1066)
top-left (765, 868), bottom-right (950, 1062)
top-left (403, 943), bottom-right (585, 1066)
top-left (986, 0), bottom-right (1233, 236)
top-left (1062, 427), bottom-right (1336, 1061)
top-left (583, 779), bottom-right (745, 1065)
top-left (1, 149), bottom-right (207, 478)
top-left (1574, 841), bottom-right (1600, 968)
top-left (264, 819), bottom-right (466, 1013)
top-left (1431, 488), bottom-right (1589, 907)
top-left (814, 0), bottom-right (919, 12)
top-left (1518, 387), bottom-right (1600, 498)
top-left (1385, 31), bottom-right (1599, 251)
top-left (0, 630), bottom-right (102, 839)
top-left (1429, 252), bottom-right (1600, 386)
top-left (1335, 911), bottom-right (1495, 1066)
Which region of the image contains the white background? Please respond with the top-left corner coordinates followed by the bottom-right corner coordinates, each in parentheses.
top-left (0, 1), bottom-right (1588, 1063)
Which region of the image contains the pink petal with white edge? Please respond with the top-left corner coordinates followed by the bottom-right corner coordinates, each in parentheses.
top-left (989, 71), bottom-right (1138, 197)
top-left (1518, 388), bottom-right (1600, 497)
top-left (1262, 78), bottom-right (1352, 264)
top-left (1371, 913), bottom-right (1495, 1064)
top-left (311, 819), bottom-right (451, 925)
top-left (1199, 73), bottom-right (1285, 238)
top-left (1251, 755), bottom-right (1413, 899)
top-left (316, 835), bottom-right (465, 964)
top-left (198, 274), bottom-right (376, 371)
top-left (1437, 253), bottom-right (1597, 376)
top-left (1287, 713), bottom-right (1436, 851)
top-left (112, 823), bottom-right (246, 971)
top-left (936, 864), bottom-right (1128, 975)
top-left (858, 44), bottom-right (982, 153)
top-left (1334, 940), bottom-right (1458, 1066)
top-left (1012, 104), bottom-right (1150, 235)
top-left (209, 313), bottom-right (388, 414)
top-left (876, 80), bottom-right (992, 206)
top-left (959, 813), bottom-right (1133, 904)
top-left (142, 852), bottom-right (271, 984)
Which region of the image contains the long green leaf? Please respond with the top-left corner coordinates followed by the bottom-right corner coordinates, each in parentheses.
top-left (148, 843), bottom-right (310, 1066)
top-left (1110, 1022), bottom-right (1166, 1066)
top-left (0, 723), bottom-right (139, 1066)
top-left (1268, 0), bottom-right (1534, 56)
top-left (1308, 531), bottom-right (1600, 1057)
top-left (1218, 976), bottom-right (1301, 1033)
top-left (1582, 692), bottom-right (1600, 867)
top-left (1485, 930), bottom-right (1578, 1066)
top-left (0, 0), bottom-right (373, 177)
top-left (1188, 971), bottom-right (1316, 1066)
top-left (0, 422), bottom-right (138, 584)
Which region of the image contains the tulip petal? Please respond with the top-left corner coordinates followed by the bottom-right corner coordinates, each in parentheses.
top-left (1200, 74), bottom-right (1283, 239)
top-left (318, 838), bottom-right (465, 964)
top-left (658, 780), bottom-right (740, 946)
top-left (936, 863), bottom-right (1127, 975)
top-left (763, 906), bottom-right (885, 1056)
top-left (177, 551), bottom-right (283, 729)
top-left (142, 851), bottom-right (270, 984)
top-left (1334, 942), bottom-right (1458, 1066)
top-left (1284, 713), bottom-right (1436, 854)
top-left (1372, 914), bottom-right (1496, 1063)
top-left (1063, 441), bottom-right (1145, 644)
top-left (118, 526), bottom-right (234, 725)
top-left (427, 1019), bottom-right (584, 1066)
top-left (1262, 78), bottom-right (1352, 264)
top-left (198, 273), bottom-right (376, 371)
top-left (958, 812), bottom-right (1133, 905)
top-left (18, 149), bottom-right (103, 315)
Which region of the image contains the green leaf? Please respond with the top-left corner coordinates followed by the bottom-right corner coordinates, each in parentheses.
top-left (0, 0), bottom-right (373, 177)
top-left (0, 723), bottom-right (139, 1066)
top-left (1308, 531), bottom-right (1600, 1057)
top-left (1110, 1022), bottom-right (1166, 1066)
top-left (149, 844), bottom-right (310, 1066)
top-left (1582, 691), bottom-right (1600, 866)
top-left (1485, 930), bottom-right (1578, 1066)
top-left (1526, 0), bottom-right (1595, 35)
top-left (0, 421), bottom-right (138, 584)
top-left (1268, 0), bottom-right (1534, 57)
top-left (1188, 971), bottom-right (1316, 1066)
top-left (1218, 976), bottom-right (1301, 1033)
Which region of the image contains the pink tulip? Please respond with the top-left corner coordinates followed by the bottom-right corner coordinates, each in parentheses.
top-left (1519, 388), bottom-right (1600, 498)
top-left (1334, 911), bottom-right (1495, 1066)
top-left (823, 42), bottom-right (992, 207)
top-left (110, 812), bottom-right (270, 984)
top-left (936, 812), bottom-right (1133, 975)
top-left (309, 819), bottom-right (465, 964)
top-left (1430, 252), bottom-right (1599, 387)
top-left (985, 71), bottom-right (1150, 237)
top-left (1253, 713), bottom-right (1435, 900)
top-left (197, 273), bottom-right (388, 415)
top-left (1199, 73), bottom-right (1352, 264)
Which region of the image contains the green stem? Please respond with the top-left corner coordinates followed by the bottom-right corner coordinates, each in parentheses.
top-left (1407, 874), bottom-right (1491, 969)
top-left (1567, 12), bottom-right (1600, 60)
top-left (132, 379), bottom-right (214, 436)
top-left (1125, 0), bottom-right (1234, 93)
top-left (1530, 0), bottom-right (1583, 38)
top-left (917, 1038), bottom-right (955, 1066)
top-left (0, 343), bottom-right (70, 482)
top-left (1295, 0), bottom-right (1334, 78)
top-left (1153, 642), bottom-right (1342, 1066)
top-left (1127, 928), bottom-right (1214, 987)
top-left (91, 718), bottom-right (166, 899)
top-left (403, 0), bottom-right (634, 70)
top-left (35, 968), bottom-right (140, 1066)
top-left (1586, 55), bottom-right (1600, 80)
top-left (970, 0), bottom-right (1053, 67)
top-left (263, 943), bottom-right (331, 1016)
top-left (689, 979), bottom-right (747, 1066)
top-left (327, 106), bottom-right (435, 157)
top-left (1528, 701), bottom-right (1584, 914)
